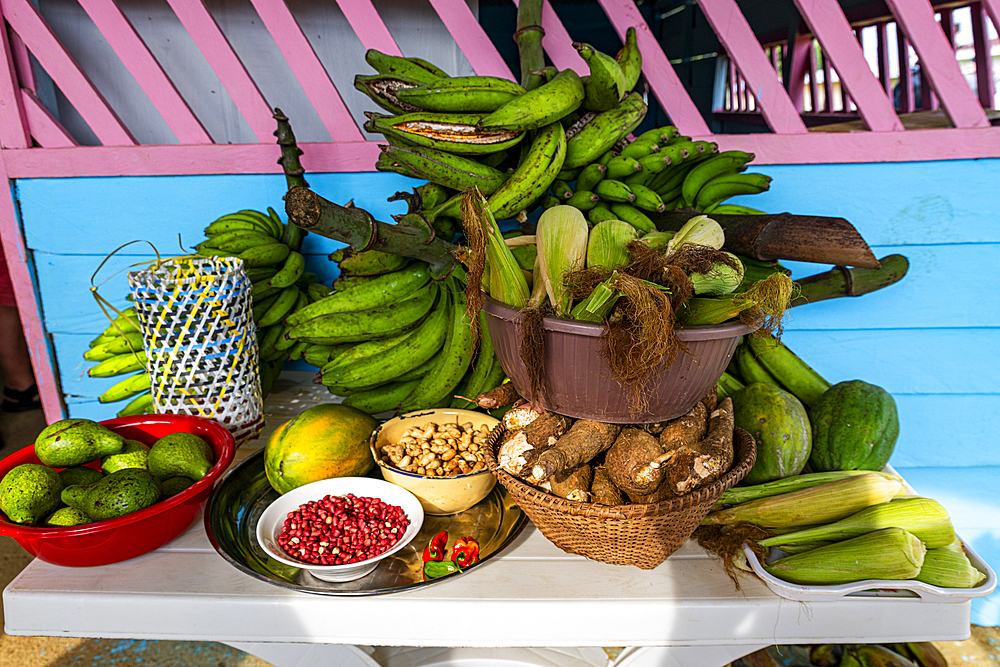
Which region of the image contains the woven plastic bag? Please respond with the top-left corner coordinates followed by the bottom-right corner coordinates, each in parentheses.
top-left (127, 255), bottom-right (264, 445)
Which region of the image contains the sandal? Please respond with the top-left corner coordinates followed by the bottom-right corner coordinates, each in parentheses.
top-left (1, 383), bottom-right (40, 413)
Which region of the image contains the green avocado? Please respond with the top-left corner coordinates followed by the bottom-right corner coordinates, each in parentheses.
top-left (0, 464), bottom-right (63, 525)
top-left (147, 433), bottom-right (215, 481)
top-left (161, 476), bottom-right (195, 497)
top-left (101, 439), bottom-right (150, 474)
top-left (61, 484), bottom-right (93, 513)
top-left (35, 419), bottom-right (125, 468)
top-left (83, 468), bottom-right (162, 521)
top-left (43, 507), bottom-right (92, 527)
top-left (58, 466), bottom-right (104, 488)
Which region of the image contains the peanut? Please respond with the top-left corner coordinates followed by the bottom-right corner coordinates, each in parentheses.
top-left (378, 420), bottom-right (492, 477)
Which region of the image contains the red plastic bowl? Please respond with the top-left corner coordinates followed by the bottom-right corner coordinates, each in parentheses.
top-left (0, 414), bottom-right (235, 567)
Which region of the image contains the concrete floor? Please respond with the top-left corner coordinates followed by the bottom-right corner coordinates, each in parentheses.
top-left (0, 377), bottom-right (997, 666)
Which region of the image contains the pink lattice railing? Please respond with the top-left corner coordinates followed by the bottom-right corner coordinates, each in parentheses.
top-left (1, 0), bottom-right (999, 420)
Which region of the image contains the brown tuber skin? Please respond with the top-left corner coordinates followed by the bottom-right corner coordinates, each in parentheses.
top-left (654, 397), bottom-right (735, 495)
top-left (548, 464), bottom-right (593, 502)
top-left (497, 412), bottom-right (573, 478)
top-left (529, 420), bottom-right (621, 482)
top-left (476, 382), bottom-right (522, 410)
top-left (604, 427), bottom-right (665, 499)
top-left (589, 466), bottom-right (625, 506)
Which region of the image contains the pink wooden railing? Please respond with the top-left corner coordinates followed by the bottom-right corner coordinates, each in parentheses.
top-left (1, 0), bottom-right (999, 419)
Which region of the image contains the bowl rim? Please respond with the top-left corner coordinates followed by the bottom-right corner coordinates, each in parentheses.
top-left (254, 476), bottom-right (425, 572)
top-left (0, 414), bottom-right (236, 538)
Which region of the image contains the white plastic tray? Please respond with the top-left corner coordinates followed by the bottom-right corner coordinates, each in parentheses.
top-left (744, 536), bottom-right (997, 603)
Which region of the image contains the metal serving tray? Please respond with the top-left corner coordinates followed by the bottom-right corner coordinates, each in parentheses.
top-left (204, 449), bottom-right (527, 596)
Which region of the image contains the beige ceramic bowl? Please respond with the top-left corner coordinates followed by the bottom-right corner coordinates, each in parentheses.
top-left (370, 409), bottom-right (499, 516)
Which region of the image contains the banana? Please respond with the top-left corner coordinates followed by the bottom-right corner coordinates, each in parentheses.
top-left (681, 150), bottom-right (756, 207)
top-left (609, 202), bottom-right (655, 233)
top-left (320, 326), bottom-right (424, 379)
top-left (378, 144), bottom-right (509, 195)
top-left (267, 251), bottom-right (305, 289)
top-left (423, 192), bottom-right (462, 222)
top-left (286, 263), bottom-right (431, 326)
top-left (331, 248), bottom-right (409, 276)
top-left (393, 356), bottom-right (437, 382)
top-left (901, 642), bottom-right (947, 667)
top-left (619, 139), bottom-right (660, 161)
top-left (634, 125), bottom-right (679, 144)
top-left (239, 243), bottom-right (291, 268)
top-left (88, 350), bottom-right (147, 378)
top-left (734, 343), bottom-right (782, 387)
top-left (285, 281), bottom-right (439, 345)
top-left (286, 340), bottom-right (310, 362)
top-left (365, 111), bottom-right (524, 156)
top-left (487, 121), bottom-right (567, 221)
top-left (264, 207), bottom-right (287, 239)
top-left (414, 181), bottom-right (453, 210)
top-left (245, 267), bottom-right (279, 284)
top-left (604, 155), bottom-right (642, 181)
top-left (353, 73), bottom-right (425, 114)
top-left (252, 293), bottom-right (280, 323)
top-left (615, 26), bottom-right (643, 92)
top-left (306, 282), bottom-right (334, 302)
top-left (204, 217), bottom-right (259, 238)
top-left (628, 183), bottom-right (667, 213)
top-left (256, 285), bottom-right (300, 328)
top-left (257, 321), bottom-right (286, 359)
top-left (594, 149), bottom-right (616, 165)
top-left (396, 75), bottom-right (526, 113)
top-left (303, 343), bottom-right (354, 368)
top-left (341, 378), bottom-right (423, 414)
top-left (213, 232), bottom-right (279, 255)
top-left (251, 279), bottom-right (282, 303)
top-left (747, 334), bottom-right (831, 409)
top-left (84, 332), bottom-right (145, 361)
top-left (594, 179), bottom-right (635, 204)
top-left (399, 279), bottom-right (473, 411)
top-left (841, 645), bottom-right (917, 667)
top-left (562, 91), bottom-right (647, 169)
top-left (574, 42), bottom-right (627, 111)
top-left (116, 391), bottom-right (153, 418)
top-left (575, 163), bottom-right (607, 193)
top-left (694, 172), bottom-right (772, 211)
top-left (98, 371), bottom-right (152, 404)
top-left (322, 289), bottom-right (450, 389)
top-left (565, 190), bottom-right (600, 211)
top-left (587, 202), bottom-right (618, 225)
top-left (555, 166), bottom-right (582, 182)
top-left (550, 180), bottom-right (573, 200)
top-left (364, 49), bottom-right (449, 84)
top-left (709, 203), bottom-right (766, 215)
top-left (273, 322), bottom-right (299, 352)
top-left (451, 311), bottom-right (496, 409)
top-left (477, 69), bottom-right (585, 132)
top-left (540, 195), bottom-right (561, 209)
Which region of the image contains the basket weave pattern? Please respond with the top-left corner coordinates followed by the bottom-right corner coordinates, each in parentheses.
top-left (485, 426), bottom-right (756, 569)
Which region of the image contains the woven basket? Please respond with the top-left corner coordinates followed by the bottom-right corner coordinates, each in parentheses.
top-left (484, 425), bottom-right (756, 569)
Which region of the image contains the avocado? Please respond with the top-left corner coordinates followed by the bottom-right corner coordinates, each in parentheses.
top-left (35, 419), bottom-right (125, 467)
top-left (61, 484), bottom-right (92, 513)
top-left (58, 466), bottom-right (104, 488)
top-left (147, 433), bottom-right (215, 481)
top-left (83, 468), bottom-right (162, 521)
top-left (101, 439), bottom-right (150, 474)
top-left (161, 476), bottom-right (195, 497)
top-left (0, 464), bottom-right (63, 525)
top-left (43, 507), bottom-right (92, 527)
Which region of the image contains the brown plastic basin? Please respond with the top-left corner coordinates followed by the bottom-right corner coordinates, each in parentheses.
top-left (482, 296), bottom-right (754, 423)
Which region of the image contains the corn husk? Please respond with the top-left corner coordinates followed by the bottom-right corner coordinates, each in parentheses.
top-left (763, 527), bottom-right (926, 585)
top-left (677, 272), bottom-right (794, 328)
top-left (690, 252), bottom-right (745, 295)
top-left (586, 220), bottom-right (637, 271)
top-left (702, 473), bottom-right (903, 529)
top-left (914, 547), bottom-right (986, 588)
top-left (716, 470), bottom-right (904, 506)
top-left (758, 496), bottom-right (956, 549)
top-left (536, 205), bottom-right (589, 317)
top-left (637, 230), bottom-right (674, 250)
top-left (570, 272), bottom-right (622, 322)
top-left (465, 190), bottom-right (530, 308)
top-left (665, 215), bottom-right (724, 254)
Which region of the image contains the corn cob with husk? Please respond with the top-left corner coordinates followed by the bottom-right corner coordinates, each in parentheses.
top-left (665, 214), bottom-right (724, 254)
top-left (716, 470), bottom-right (904, 506)
top-left (569, 272), bottom-right (622, 322)
top-left (757, 496), bottom-right (956, 550)
top-left (586, 219), bottom-right (637, 270)
top-left (702, 472), bottom-right (903, 529)
top-left (762, 527), bottom-right (926, 585)
top-left (677, 272), bottom-right (794, 327)
top-left (463, 188), bottom-right (530, 308)
top-left (636, 230), bottom-right (673, 250)
top-left (914, 547), bottom-right (986, 588)
top-left (536, 205), bottom-right (589, 317)
top-left (689, 251), bottom-right (744, 295)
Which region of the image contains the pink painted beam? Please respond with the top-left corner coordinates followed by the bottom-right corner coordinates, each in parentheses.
top-left (510, 0), bottom-right (586, 73)
top-left (21, 91), bottom-right (77, 148)
top-left (333, 0), bottom-right (401, 55)
top-left (786, 35), bottom-right (811, 112)
top-left (885, 0), bottom-right (989, 128)
top-left (249, 0), bottom-right (363, 142)
top-left (597, 0), bottom-right (712, 135)
top-left (793, 0), bottom-right (903, 131)
top-left (983, 0), bottom-right (1000, 43)
top-left (1, 0), bottom-right (136, 146)
top-left (7, 32), bottom-right (32, 93)
top-left (165, 0), bottom-right (275, 143)
top-left (697, 0), bottom-right (807, 134)
top-left (77, 0), bottom-right (210, 145)
top-left (427, 0), bottom-right (514, 80)
top-left (0, 18), bottom-right (30, 149)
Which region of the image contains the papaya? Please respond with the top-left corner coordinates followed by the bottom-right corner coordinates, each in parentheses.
top-left (808, 380), bottom-right (899, 472)
top-left (264, 404), bottom-right (379, 494)
top-left (731, 382), bottom-right (811, 485)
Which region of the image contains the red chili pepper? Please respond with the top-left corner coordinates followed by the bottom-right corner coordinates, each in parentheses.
top-left (452, 536), bottom-right (480, 568)
top-left (422, 530), bottom-right (448, 562)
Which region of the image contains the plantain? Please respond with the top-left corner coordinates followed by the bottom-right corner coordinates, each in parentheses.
top-left (604, 155), bottom-right (642, 181)
top-left (341, 378), bottom-right (422, 414)
top-left (628, 183), bottom-right (667, 212)
top-left (212, 232), bottom-right (278, 255)
top-left (268, 251), bottom-right (305, 289)
top-left (487, 121), bottom-right (567, 220)
top-left (565, 190), bottom-right (600, 211)
top-left (88, 350), bottom-right (147, 378)
top-left (204, 217), bottom-right (259, 238)
top-left (252, 293), bottom-right (280, 324)
top-left (256, 285), bottom-right (301, 328)
top-left (609, 202), bottom-right (655, 233)
top-left (734, 343), bottom-right (783, 387)
top-left (365, 111), bottom-right (525, 156)
top-left (286, 263), bottom-right (431, 326)
top-left (239, 243), bottom-right (291, 268)
top-left (747, 334), bottom-right (831, 409)
top-left (116, 391), bottom-right (153, 418)
top-left (397, 75), bottom-right (526, 113)
top-left (695, 172), bottom-right (772, 212)
top-left (587, 202), bottom-right (618, 225)
top-left (378, 144), bottom-right (509, 195)
top-left (477, 69), bottom-right (585, 132)
top-left (618, 139), bottom-right (660, 161)
top-left (615, 26), bottom-right (643, 92)
top-left (575, 162), bottom-right (607, 193)
top-left (97, 371), bottom-right (152, 404)
top-left (681, 150), bottom-right (756, 207)
top-left (451, 311), bottom-right (496, 409)
top-left (331, 248), bottom-right (409, 276)
top-left (245, 267), bottom-right (279, 284)
top-left (562, 91), bottom-right (647, 169)
top-left (550, 179), bottom-right (573, 200)
top-left (634, 125), bottom-right (679, 145)
top-left (84, 332), bottom-right (145, 361)
top-left (257, 321), bottom-right (287, 360)
top-left (594, 179), bottom-right (635, 204)
top-left (306, 282), bottom-right (334, 302)
top-left (353, 73), bottom-right (425, 114)
top-left (364, 49), bottom-right (449, 84)
top-left (575, 42), bottom-right (627, 111)
top-left (303, 342), bottom-right (355, 368)
top-left (264, 207), bottom-right (287, 239)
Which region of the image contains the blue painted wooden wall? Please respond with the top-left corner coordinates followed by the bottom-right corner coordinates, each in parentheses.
top-left (16, 158), bottom-right (1000, 625)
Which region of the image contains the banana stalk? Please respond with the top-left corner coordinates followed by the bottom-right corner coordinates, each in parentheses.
top-left (790, 254), bottom-right (910, 307)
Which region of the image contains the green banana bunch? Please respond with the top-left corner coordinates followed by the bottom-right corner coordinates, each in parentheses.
top-left (353, 74), bottom-right (425, 114)
top-left (574, 42), bottom-right (627, 112)
top-left (478, 69), bottom-right (585, 132)
top-left (364, 49), bottom-right (449, 84)
top-left (615, 27), bottom-right (643, 93)
top-left (487, 121), bottom-right (566, 220)
top-left (98, 371), bottom-right (152, 404)
top-left (695, 172), bottom-right (772, 212)
top-left (562, 91), bottom-right (646, 169)
top-left (377, 144), bottom-right (509, 195)
top-left (365, 111), bottom-right (525, 156)
top-left (329, 247), bottom-right (409, 276)
top-left (286, 263), bottom-right (431, 326)
top-left (396, 75), bottom-right (526, 113)
top-left (680, 149), bottom-right (756, 208)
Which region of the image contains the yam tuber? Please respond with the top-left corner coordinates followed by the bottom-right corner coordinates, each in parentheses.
top-left (548, 463), bottom-right (594, 502)
top-left (658, 401), bottom-right (709, 451)
top-left (604, 427), bottom-right (665, 498)
top-left (652, 397), bottom-right (735, 495)
top-left (529, 420), bottom-right (621, 482)
top-left (476, 381), bottom-right (522, 409)
top-left (590, 465), bottom-right (625, 506)
top-left (497, 412), bottom-right (573, 478)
